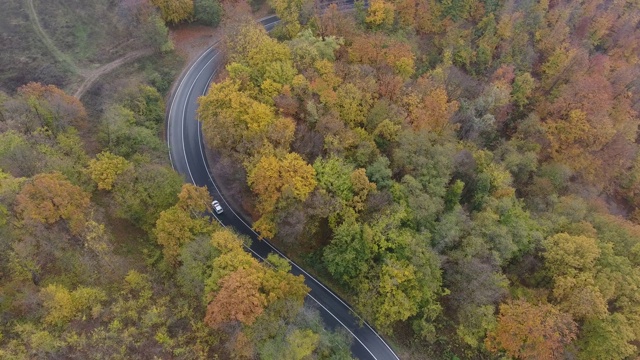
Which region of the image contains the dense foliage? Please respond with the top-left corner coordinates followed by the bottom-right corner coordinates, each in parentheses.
top-left (151, 0), bottom-right (223, 26)
top-left (197, 0), bottom-right (640, 358)
top-left (3, 0), bottom-right (640, 359)
top-left (0, 4), bottom-right (352, 353)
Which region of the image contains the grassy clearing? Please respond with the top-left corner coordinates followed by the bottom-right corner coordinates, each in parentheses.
top-left (33, 0), bottom-right (125, 67)
top-left (2, 0), bottom-right (182, 101)
top-left (25, 0), bottom-right (81, 75)
top-left (0, 0), bottom-right (79, 92)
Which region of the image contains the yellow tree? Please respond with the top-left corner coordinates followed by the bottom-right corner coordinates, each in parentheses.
top-left (539, 45), bottom-right (579, 95)
top-left (198, 80), bottom-right (290, 156)
top-left (544, 109), bottom-right (604, 176)
top-left (40, 284), bottom-right (107, 326)
top-left (268, 0), bottom-right (312, 38)
top-left (225, 21), bottom-right (297, 87)
top-left (87, 152), bottom-right (131, 191)
top-left (349, 168), bottom-right (377, 212)
top-left (154, 207), bottom-right (214, 266)
top-left (280, 152), bottom-right (318, 201)
top-left (366, 0), bottom-right (395, 30)
top-left (336, 83), bottom-right (373, 127)
top-left (542, 233), bottom-right (601, 277)
top-left (154, 184), bottom-right (215, 266)
top-left (284, 329), bottom-right (320, 360)
top-left (261, 254), bottom-right (309, 305)
top-left (207, 230), bottom-right (261, 294)
top-left (541, 61), bottom-right (617, 181)
top-left (552, 273), bottom-right (608, 320)
top-left (198, 79), bottom-right (279, 156)
top-left (358, 258), bottom-right (423, 330)
top-left (309, 59), bottom-right (342, 105)
top-left (415, 0), bottom-right (443, 34)
top-left (247, 152), bottom-right (317, 238)
top-left (542, 233), bottom-right (608, 320)
top-left (15, 172), bottom-right (91, 234)
top-left (177, 183), bottom-right (212, 214)
top-left (151, 0), bottom-right (194, 24)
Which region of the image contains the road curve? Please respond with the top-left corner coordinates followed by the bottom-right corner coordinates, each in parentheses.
top-left (166, 15), bottom-right (399, 360)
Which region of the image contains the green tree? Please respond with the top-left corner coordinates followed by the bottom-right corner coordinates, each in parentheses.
top-left (393, 130), bottom-right (455, 199)
top-left (287, 29), bottom-right (342, 70)
top-left (314, 157), bottom-right (355, 203)
top-left (113, 164), bottom-right (183, 231)
top-left (512, 72), bottom-right (535, 109)
top-left (400, 175), bottom-right (443, 231)
top-left (366, 156), bottom-right (393, 189)
top-left (357, 258), bottom-right (423, 331)
top-left (323, 217), bottom-right (370, 286)
top-left (456, 305), bottom-right (498, 348)
top-left (176, 236), bottom-right (219, 298)
top-left (578, 314), bottom-right (636, 360)
top-left (194, 0), bottom-right (222, 26)
top-left (469, 197), bottom-right (541, 265)
top-left (99, 105), bottom-right (165, 159)
top-left (268, 0), bottom-right (313, 38)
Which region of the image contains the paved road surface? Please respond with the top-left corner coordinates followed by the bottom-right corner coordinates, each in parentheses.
top-left (166, 14), bottom-right (399, 360)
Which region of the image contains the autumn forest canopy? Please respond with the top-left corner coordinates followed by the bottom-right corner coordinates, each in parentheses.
top-left (2, 0), bottom-right (640, 359)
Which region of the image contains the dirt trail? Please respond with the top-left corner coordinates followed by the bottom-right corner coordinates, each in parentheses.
top-left (74, 48), bottom-right (154, 98)
top-left (26, 0), bottom-right (153, 99)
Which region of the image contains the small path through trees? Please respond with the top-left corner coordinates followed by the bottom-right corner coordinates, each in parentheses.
top-left (25, 0), bottom-right (153, 98)
top-left (73, 48), bottom-right (154, 98)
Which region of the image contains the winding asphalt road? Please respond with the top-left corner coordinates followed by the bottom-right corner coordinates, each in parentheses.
top-left (166, 15), bottom-right (399, 360)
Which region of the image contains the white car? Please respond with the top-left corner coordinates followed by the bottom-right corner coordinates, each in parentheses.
top-left (212, 200), bottom-right (223, 214)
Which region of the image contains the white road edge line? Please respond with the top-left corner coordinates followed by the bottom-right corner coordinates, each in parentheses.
top-left (181, 52), bottom-right (220, 183)
top-left (307, 293), bottom-right (378, 360)
top-left (167, 45), bottom-right (217, 171)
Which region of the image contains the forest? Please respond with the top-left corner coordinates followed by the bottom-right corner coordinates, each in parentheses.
top-left (2, 0), bottom-right (640, 359)
top-left (0, 1), bottom-right (351, 359)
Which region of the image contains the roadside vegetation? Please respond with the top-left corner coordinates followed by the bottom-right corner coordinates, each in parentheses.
top-left (2, 0), bottom-right (640, 359)
top-left (197, 0), bottom-right (640, 359)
